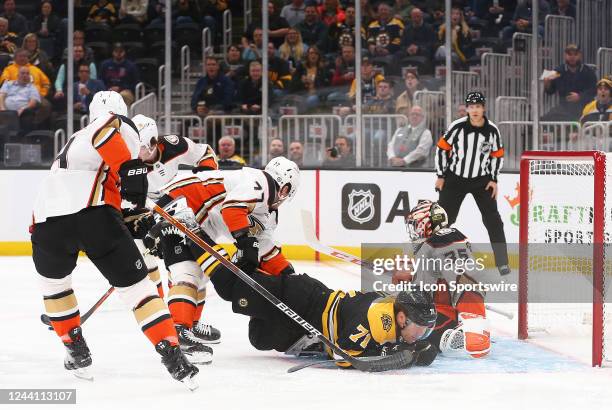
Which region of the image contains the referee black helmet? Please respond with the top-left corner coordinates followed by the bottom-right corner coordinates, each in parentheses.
top-left (465, 91), bottom-right (486, 105)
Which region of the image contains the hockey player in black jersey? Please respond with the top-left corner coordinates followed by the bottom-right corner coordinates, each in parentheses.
top-left (395, 200), bottom-right (491, 358)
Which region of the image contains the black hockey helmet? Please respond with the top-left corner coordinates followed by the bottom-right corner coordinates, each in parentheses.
top-left (465, 91), bottom-right (486, 105)
top-left (394, 290), bottom-right (437, 337)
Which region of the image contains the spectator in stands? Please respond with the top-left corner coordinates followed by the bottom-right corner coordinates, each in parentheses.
top-left (366, 1), bottom-right (404, 69)
top-left (1, 49), bottom-right (51, 99)
top-left (242, 27), bottom-right (263, 61)
top-left (22, 34), bottom-right (53, 78)
top-left (288, 140), bottom-right (304, 167)
top-left (348, 57), bottom-right (383, 100)
top-left (269, 138), bottom-right (285, 159)
top-left (456, 103), bottom-right (467, 118)
top-left (0, 65), bottom-right (40, 135)
top-left (323, 135), bottom-right (355, 167)
top-left (0, 16), bottom-right (17, 55)
top-left (395, 70), bottom-right (425, 115)
top-left (62, 30), bottom-right (95, 63)
top-left (435, 6), bottom-right (473, 70)
top-left (501, 0), bottom-right (550, 43)
top-left (174, 0), bottom-right (200, 25)
top-left (191, 56), bottom-right (235, 115)
top-left (330, 45), bottom-right (355, 87)
top-left (54, 45), bottom-right (97, 101)
top-left (398, 7), bottom-right (435, 63)
top-left (360, 0), bottom-right (376, 27)
top-left (317, 0), bottom-right (344, 27)
top-left (30, 1), bottom-right (61, 39)
top-left (238, 61), bottom-right (263, 114)
top-left (543, 44), bottom-right (597, 121)
top-left (100, 43), bottom-right (139, 107)
top-left (296, 5), bottom-right (328, 51)
top-left (281, 0), bottom-right (306, 28)
top-left (267, 42), bottom-right (292, 97)
top-left (223, 44), bottom-right (247, 86)
top-left (279, 28), bottom-right (307, 71)
top-left (245, 2), bottom-right (289, 49)
top-left (1, 0), bottom-right (27, 37)
top-left (73, 63), bottom-right (106, 114)
top-left (87, 0), bottom-right (119, 25)
top-left (478, 0), bottom-right (516, 37)
top-left (217, 135), bottom-right (246, 168)
top-left (551, 0), bottom-right (575, 18)
top-left (363, 79), bottom-right (395, 114)
top-left (290, 46), bottom-right (330, 109)
top-left (119, 0), bottom-right (150, 25)
top-left (327, 4), bottom-right (362, 53)
top-left (580, 77), bottom-right (612, 124)
top-left (387, 105), bottom-right (432, 168)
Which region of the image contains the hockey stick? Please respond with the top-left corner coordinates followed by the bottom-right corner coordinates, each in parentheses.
top-left (41, 286), bottom-right (115, 329)
top-left (287, 359), bottom-right (342, 373)
top-left (301, 210), bottom-right (515, 320)
top-left (147, 199), bottom-right (414, 372)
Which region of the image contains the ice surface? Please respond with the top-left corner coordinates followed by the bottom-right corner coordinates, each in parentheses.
top-left (1, 257), bottom-right (612, 410)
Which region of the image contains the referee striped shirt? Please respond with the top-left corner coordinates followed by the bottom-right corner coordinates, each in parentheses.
top-left (435, 116), bottom-right (504, 181)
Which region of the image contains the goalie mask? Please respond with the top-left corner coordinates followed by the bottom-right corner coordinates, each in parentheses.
top-left (405, 200), bottom-right (448, 242)
top-left (264, 156), bottom-right (300, 209)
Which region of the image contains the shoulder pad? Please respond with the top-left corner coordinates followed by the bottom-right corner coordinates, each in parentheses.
top-left (426, 228), bottom-right (467, 248)
top-left (158, 135), bottom-right (189, 163)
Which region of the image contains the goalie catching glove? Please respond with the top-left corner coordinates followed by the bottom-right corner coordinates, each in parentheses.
top-left (439, 312), bottom-right (490, 358)
top-left (119, 159), bottom-right (148, 208)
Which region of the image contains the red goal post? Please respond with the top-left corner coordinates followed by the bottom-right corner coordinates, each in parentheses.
top-left (518, 151), bottom-right (607, 367)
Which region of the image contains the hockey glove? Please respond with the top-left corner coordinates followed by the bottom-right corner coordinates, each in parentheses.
top-left (118, 159), bottom-right (148, 208)
top-left (409, 340), bottom-right (437, 366)
top-left (123, 208), bottom-right (155, 239)
top-left (192, 165), bottom-right (216, 173)
top-left (234, 234), bottom-right (259, 274)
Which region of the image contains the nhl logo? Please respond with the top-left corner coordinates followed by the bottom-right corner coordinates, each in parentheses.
top-left (341, 183), bottom-right (381, 230)
top-left (348, 189), bottom-right (375, 224)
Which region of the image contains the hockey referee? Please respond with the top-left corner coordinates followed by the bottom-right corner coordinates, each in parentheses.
top-left (434, 92), bottom-right (510, 276)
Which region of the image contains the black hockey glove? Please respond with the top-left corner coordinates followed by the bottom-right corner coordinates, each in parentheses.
top-left (123, 208), bottom-right (155, 239)
top-left (118, 159), bottom-right (148, 208)
top-left (234, 233), bottom-right (259, 274)
top-left (143, 220), bottom-right (185, 260)
top-left (409, 340), bottom-right (437, 367)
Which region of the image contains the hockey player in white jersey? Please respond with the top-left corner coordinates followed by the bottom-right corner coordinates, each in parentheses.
top-left (143, 157), bottom-right (300, 350)
top-left (122, 115), bottom-right (220, 362)
top-left (31, 91), bottom-right (199, 387)
top-left (393, 200), bottom-right (491, 359)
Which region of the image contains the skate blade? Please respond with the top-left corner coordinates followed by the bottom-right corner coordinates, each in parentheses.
top-left (193, 336), bottom-right (221, 345)
top-left (184, 352), bottom-right (213, 365)
top-left (72, 368), bottom-right (94, 381)
top-left (182, 376), bottom-right (199, 391)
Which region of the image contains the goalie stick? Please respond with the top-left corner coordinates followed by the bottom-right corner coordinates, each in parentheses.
top-left (147, 198), bottom-right (414, 372)
top-left (300, 210), bottom-right (514, 320)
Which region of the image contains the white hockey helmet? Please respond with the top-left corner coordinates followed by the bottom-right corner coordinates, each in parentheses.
top-left (132, 114), bottom-right (158, 148)
top-left (264, 156), bottom-right (300, 207)
top-left (89, 91), bottom-right (127, 122)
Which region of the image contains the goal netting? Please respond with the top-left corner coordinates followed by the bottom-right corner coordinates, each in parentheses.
top-left (519, 151), bottom-right (612, 366)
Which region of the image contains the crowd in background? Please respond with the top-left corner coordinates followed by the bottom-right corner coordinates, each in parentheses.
top-left (0, 0), bottom-right (610, 169)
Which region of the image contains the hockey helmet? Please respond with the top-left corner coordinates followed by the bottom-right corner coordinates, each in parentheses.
top-left (132, 114), bottom-right (158, 149)
top-left (264, 156), bottom-right (300, 208)
top-left (89, 91), bottom-right (128, 122)
top-left (465, 91), bottom-right (486, 106)
top-left (405, 200), bottom-right (448, 242)
top-left (394, 290), bottom-right (437, 340)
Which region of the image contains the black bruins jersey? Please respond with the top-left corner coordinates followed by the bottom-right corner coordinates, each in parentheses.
top-left (321, 290), bottom-right (399, 362)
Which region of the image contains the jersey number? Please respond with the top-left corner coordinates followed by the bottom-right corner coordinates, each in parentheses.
top-left (349, 324), bottom-right (372, 349)
top-left (55, 136), bottom-right (76, 169)
top-left (443, 248), bottom-right (469, 261)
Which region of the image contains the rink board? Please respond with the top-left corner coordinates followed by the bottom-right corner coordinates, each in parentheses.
top-left (0, 169), bottom-right (521, 260)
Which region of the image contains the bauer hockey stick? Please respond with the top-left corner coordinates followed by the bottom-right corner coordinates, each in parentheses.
top-left (300, 210), bottom-right (515, 320)
top-left (147, 198), bottom-right (415, 372)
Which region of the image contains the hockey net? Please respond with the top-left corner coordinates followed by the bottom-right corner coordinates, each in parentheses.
top-left (518, 151), bottom-right (612, 367)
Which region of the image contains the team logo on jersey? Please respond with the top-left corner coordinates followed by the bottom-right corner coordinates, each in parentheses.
top-left (341, 184), bottom-right (381, 230)
top-left (381, 313), bottom-right (393, 332)
top-left (479, 141), bottom-right (492, 154)
top-left (164, 134), bottom-right (180, 145)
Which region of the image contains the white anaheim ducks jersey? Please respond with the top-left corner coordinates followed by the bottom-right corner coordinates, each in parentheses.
top-left (146, 135), bottom-right (218, 195)
top-left (33, 113), bottom-right (141, 223)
